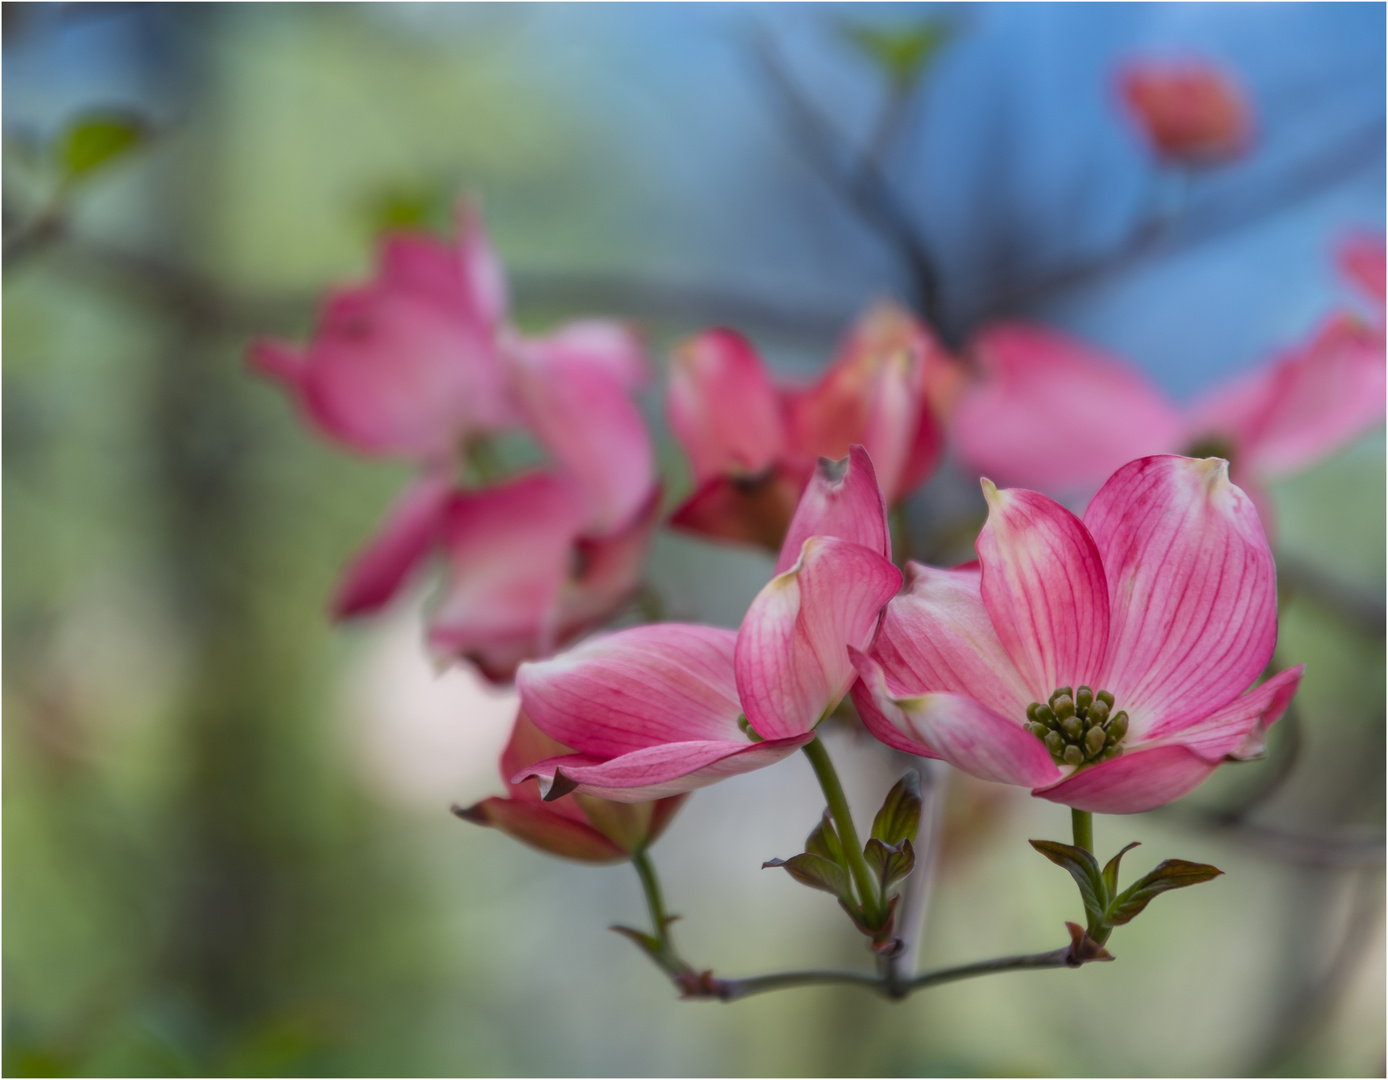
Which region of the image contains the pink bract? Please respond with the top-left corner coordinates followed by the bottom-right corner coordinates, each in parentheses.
top-left (516, 446), bottom-right (902, 801)
top-left (852, 456), bottom-right (1303, 813)
top-left (667, 303), bottom-right (952, 553)
top-left (454, 709), bottom-right (686, 862)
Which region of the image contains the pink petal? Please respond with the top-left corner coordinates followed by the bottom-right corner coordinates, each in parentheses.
top-left (1144, 664), bottom-right (1304, 761)
top-left (298, 283), bottom-right (511, 458)
top-left (543, 319), bottom-right (648, 391)
top-left (850, 649), bottom-right (1064, 787)
top-left (736, 536), bottom-right (902, 740)
top-left (667, 329), bottom-right (786, 483)
top-left (427, 473), bottom-right (590, 677)
top-left (1337, 232), bottom-right (1385, 307)
top-left (332, 472), bottom-right (454, 618)
top-left (871, 562), bottom-right (1033, 720)
top-left (1033, 744), bottom-right (1216, 814)
top-left (976, 480), bottom-right (1110, 701)
top-left (517, 623), bottom-right (744, 755)
top-left (669, 464), bottom-right (810, 553)
top-left (457, 200), bottom-right (509, 332)
top-left (953, 324), bottom-right (1183, 497)
top-left (458, 795), bottom-right (626, 861)
top-left (774, 445), bottom-right (890, 575)
top-left (1189, 315), bottom-right (1385, 481)
top-left (783, 303), bottom-right (943, 502)
top-left (555, 486), bottom-right (662, 644)
top-left (1086, 456), bottom-right (1277, 737)
top-left (516, 735), bottom-right (810, 803)
top-left (508, 330), bottom-right (655, 536)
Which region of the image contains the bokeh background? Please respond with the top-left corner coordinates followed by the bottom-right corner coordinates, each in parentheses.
top-left (4, 3), bottom-right (1384, 1076)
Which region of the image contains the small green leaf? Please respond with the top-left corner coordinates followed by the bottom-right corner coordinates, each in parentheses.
top-left (1030, 839), bottom-right (1108, 929)
top-left (871, 771), bottom-right (922, 846)
top-left (841, 19), bottom-right (955, 90)
top-left (1102, 841), bottom-right (1142, 896)
top-left (609, 925), bottom-right (664, 962)
top-left (805, 810), bottom-right (846, 868)
top-left (763, 852), bottom-right (851, 900)
top-left (1105, 859), bottom-right (1223, 927)
top-left (56, 111), bottom-right (148, 180)
top-left (865, 836), bottom-right (916, 892)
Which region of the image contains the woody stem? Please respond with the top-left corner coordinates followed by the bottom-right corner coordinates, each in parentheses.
top-left (802, 735), bottom-right (885, 927)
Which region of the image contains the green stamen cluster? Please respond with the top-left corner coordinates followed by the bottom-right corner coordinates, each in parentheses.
top-left (1025, 686), bottom-right (1128, 767)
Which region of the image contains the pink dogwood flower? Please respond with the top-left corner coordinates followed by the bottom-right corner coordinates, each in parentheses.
top-left (515, 447), bottom-right (902, 801)
top-left (953, 307), bottom-right (1386, 517)
top-left (249, 204), bottom-right (514, 461)
top-left (454, 709), bottom-right (686, 862)
top-left (1118, 59), bottom-right (1253, 165)
top-left (250, 203), bottom-right (660, 680)
top-left (851, 455), bottom-right (1304, 814)
top-left (668, 303), bottom-right (952, 552)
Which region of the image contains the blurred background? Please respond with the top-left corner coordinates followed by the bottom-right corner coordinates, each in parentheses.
top-left (4, 3), bottom-right (1384, 1076)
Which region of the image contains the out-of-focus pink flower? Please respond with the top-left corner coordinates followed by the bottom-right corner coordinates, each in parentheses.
top-left (250, 202), bottom-right (661, 679)
top-left (668, 303), bottom-right (953, 553)
top-left (953, 311), bottom-right (1386, 515)
top-left (852, 456), bottom-right (1303, 814)
top-left (427, 475), bottom-right (661, 682)
top-left (953, 324), bottom-right (1185, 498)
top-left (1338, 233), bottom-right (1386, 329)
top-left (1118, 60), bottom-right (1253, 165)
top-left (516, 447), bottom-right (902, 801)
top-left (249, 206), bottom-right (515, 461)
top-left (454, 709), bottom-right (686, 862)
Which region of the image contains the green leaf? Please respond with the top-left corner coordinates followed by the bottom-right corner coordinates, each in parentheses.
top-left (609, 925), bottom-right (664, 962)
top-left (864, 837), bottom-right (916, 893)
top-left (841, 18), bottom-right (955, 90)
top-left (1105, 859), bottom-right (1224, 927)
top-left (364, 182), bottom-right (450, 234)
top-left (805, 810), bottom-right (846, 868)
top-left (763, 853), bottom-right (851, 900)
top-left (56, 111), bottom-right (148, 181)
top-left (870, 771), bottom-right (922, 846)
top-left (1102, 841), bottom-right (1142, 897)
top-left (1030, 839), bottom-right (1108, 928)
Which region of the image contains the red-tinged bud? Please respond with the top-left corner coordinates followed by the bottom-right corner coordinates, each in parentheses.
top-left (1118, 59), bottom-right (1253, 165)
top-left (454, 710), bottom-right (686, 863)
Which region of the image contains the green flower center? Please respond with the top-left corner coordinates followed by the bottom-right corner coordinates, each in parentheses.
top-left (1025, 686), bottom-right (1128, 768)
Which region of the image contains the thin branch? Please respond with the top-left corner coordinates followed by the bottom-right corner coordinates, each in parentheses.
top-left (968, 117), bottom-right (1386, 323)
top-left (750, 29), bottom-right (944, 326)
top-left (708, 944), bottom-right (1086, 1002)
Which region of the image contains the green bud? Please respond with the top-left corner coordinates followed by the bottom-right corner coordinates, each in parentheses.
top-left (1062, 745), bottom-right (1084, 767)
top-left (1096, 689), bottom-right (1115, 709)
top-left (1061, 715), bottom-right (1083, 740)
top-left (1107, 712), bottom-right (1129, 741)
top-left (1049, 686), bottom-right (1073, 707)
top-left (1087, 699), bottom-right (1110, 725)
top-left (1044, 731), bottom-right (1065, 757)
top-left (1084, 725), bottom-right (1107, 757)
top-left (1026, 722), bottom-right (1050, 740)
top-left (1075, 686), bottom-right (1093, 711)
top-left (1026, 702), bottom-right (1041, 723)
top-left (1054, 695), bottom-right (1076, 720)
top-left (1035, 704), bottom-right (1056, 725)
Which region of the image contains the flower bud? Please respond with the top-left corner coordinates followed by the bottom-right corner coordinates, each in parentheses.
top-left (1061, 715), bottom-right (1083, 740)
top-left (1062, 745), bottom-right (1084, 766)
top-left (1054, 695), bottom-right (1076, 720)
top-left (1049, 686), bottom-right (1073, 707)
top-left (1096, 690), bottom-right (1115, 709)
top-left (1084, 726), bottom-right (1107, 758)
top-left (1107, 711), bottom-right (1129, 741)
top-left (1087, 699), bottom-right (1110, 725)
top-left (1075, 686), bottom-right (1093, 712)
top-left (1045, 730), bottom-right (1066, 757)
top-left (1035, 704), bottom-right (1056, 725)
top-left (1027, 721), bottom-right (1051, 740)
